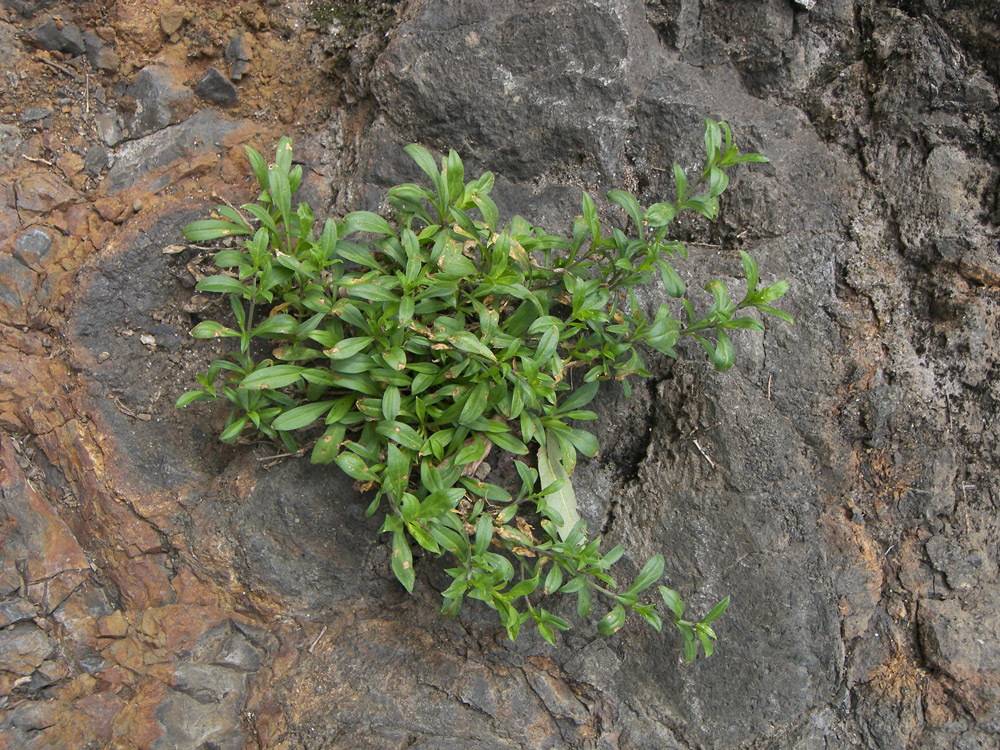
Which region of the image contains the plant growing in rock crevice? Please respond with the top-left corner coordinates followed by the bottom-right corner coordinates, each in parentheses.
top-left (177, 121), bottom-right (790, 658)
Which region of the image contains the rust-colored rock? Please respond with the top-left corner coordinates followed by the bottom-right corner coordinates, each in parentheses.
top-left (0, 433), bottom-right (89, 583)
top-left (14, 172), bottom-right (79, 213)
top-left (99, 610), bottom-right (130, 638)
top-left (159, 7), bottom-right (187, 36)
top-left (93, 196), bottom-right (130, 224)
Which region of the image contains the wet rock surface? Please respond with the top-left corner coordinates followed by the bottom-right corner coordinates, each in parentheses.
top-left (1, 0), bottom-right (998, 748)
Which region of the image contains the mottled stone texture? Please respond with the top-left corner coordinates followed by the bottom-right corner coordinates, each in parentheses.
top-left (1, 0), bottom-right (998, 747)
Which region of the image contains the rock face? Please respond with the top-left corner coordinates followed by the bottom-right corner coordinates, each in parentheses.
top-left (1, 0), bottom-right (998, 748)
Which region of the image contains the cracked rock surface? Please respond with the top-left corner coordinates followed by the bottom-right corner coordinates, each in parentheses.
top-left (1, 0), bottom-right (998, 748)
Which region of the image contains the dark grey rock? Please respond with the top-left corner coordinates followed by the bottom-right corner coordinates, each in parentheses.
top-left (124, 64), bottom-right (193, 138)
top-left (0, 21), bottom-right (21, 66)
top-left (193, 451), bottom-right (385, 613)
top-left (82, 31), bottom-right (120, 72)
top-left (82, 144), bottom-right (109, 176)
top-left (153, 689), bottom-right (246, 750)
top-left (193, 67), bottom-right (238, 106)
top-left (6, 699), bottom-right (60, 730)
top-left (14, 228), bottom-right (52, 268)
top-left (214, 629), bottom-right (263, 672)
top-left (94, 111), bottom-right (123, 146)
top-left (0, 623), bottom-right (56, 675)
top-left (224, 35), bottom-right (249, 81)
top-left (173, 662), bottom-right (247, 704)
top-left (28, 19), bottom-right (86, 56)
top-left (21, 107), bottom-right (53, 123)
top-left (0, 125), bottom-right (22, 163)
top-left (0, 251), bottom-right (36, 309)
top-left (7, 0), bottom-right (61, 18)
top-left (103, 109), bottom-right (242, 194)
top-left (0, 597), bottom-right (38, 627)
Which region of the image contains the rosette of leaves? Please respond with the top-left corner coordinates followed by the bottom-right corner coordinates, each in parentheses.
top-left (177, 121), bottom-right (790, 657)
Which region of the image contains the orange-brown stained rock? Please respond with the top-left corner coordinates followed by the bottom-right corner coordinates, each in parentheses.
top-left (136, 604), bottom-right (232, 653)
top-left (109, 678), bottom-right (168, 750)
top-left (75, 691), bottom-right (129, 745)
top-left (94, 196), bottom-right (130, 224)
top-left (14, 172), bottom-right (79, 213)
top-left (57, 150), bottom-right (84, 180)
top-left (113, 555), bottom-right (176, 611)
top-left (99, 610), bottom-right (130, 638)
top-left (0, 433), bottom-right (89, 582)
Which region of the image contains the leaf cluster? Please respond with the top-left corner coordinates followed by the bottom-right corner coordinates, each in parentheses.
top-left (177, 121), bottom-right (789, 655)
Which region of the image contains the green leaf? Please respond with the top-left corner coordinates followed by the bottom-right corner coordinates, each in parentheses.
top-left (757, 304), bottom-right (794, 324)
top-left (723, 317), bottom-right (765, 331)
top-left (673, 164), bottom-right (688, 202)
top-left (311, 424), bottom-right (346, 464)
top-left (696, 624), bottom-right (716, 658)
top-left (220, 415), bottom-right (248, 442)
top-left (566, 428), bottom-right (599, 458)
top-left (644, 202), bottom-right (676, 227)
top-left (241, 365), bottom-right (304, 390)
top-left (503, 576), bottom-right (537, 601)
top-left (597, 604), bottom-right (626, 635)
top-left (711, 329), bottom-right (735, 372)
top-left (536, 430), bottom-right (581, 541)
top-left (602, 545), bottom-right (625, 566)
top-left (406, 521), bottom-right (441, 553)
top-left (348, 280), bottom-right (400, 303)
top-left (636, 605), bottom-right (662, 632)
top-left (626, 554), bottom-right (664, 595)
top-left (418, 488), bottom-right (464, 518)
top-left (708, 165), bottom-right (729, 197)
top-left (190, 321), bottom-right (238, 339)
top-left (537, 621), bottom-right (555, 646)
top-left (244, 145), bottom-right (269, 191)
top-left (473, 513), bottom-right (492, 556)
top-left (657, 259), bottom-right (686, 298)
top-left (382, 385), bottom-right (401, 421)
top-left (556, 381), bottom-right (599, 414)
top-left (758, 280), bottom-right (790, 303)
top-left (405, 143), bottom-right (446, 200)
top-left (315, 336), bottom-right (373, 359)
top-left (454, 436), bottom-right (487, 466)
top-left (176, 390), bottom-right (212, 407)
top-left (251, 314), bottom-right (297, 337)
top-left (335, 451), bottom-right (375, 482)
top-left (740, 250), bottom-right (759, 292)
top-left (196, 275), bottom-right (251, 297)
top-left (271, 400), bottom-right (337, 431)
top-left (659, 586), bottom-right (684, 619)
top-left (488, 430), bottom-right (528, 455)
top-left (679, 622), bottom-right (698, 663)
top-left (344, 210), bottom-right (396, 237)
top-left (242, 202), bottom-right (281, 237)
top-left (385, 444), bottom-right (409, 497)
top-left (376, 421), bottom-right (425, 451)
top-left (701, 595), bottom-right (730, 624)
top-left (534, 324), bottom-right (560, 365)
top-left (391, 530), bottom-right (415, 592)
top-left (450, 331), bottom-right (496, 361)
top-left (268, 165), bottom-right (292, 232)
top-left (213, 249), bottom-right (245, 268)
top-left (458, 382), bottom-right (490, 426)
top-left (183, 219), bottom-right (252, 242)
top-left (543, 564), bottom-right (563, 595)
top-left (607, 190), bottom-right (644, 239)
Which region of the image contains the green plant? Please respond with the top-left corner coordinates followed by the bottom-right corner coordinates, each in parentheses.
top-left (177, 121), bottom-right (790, 657)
